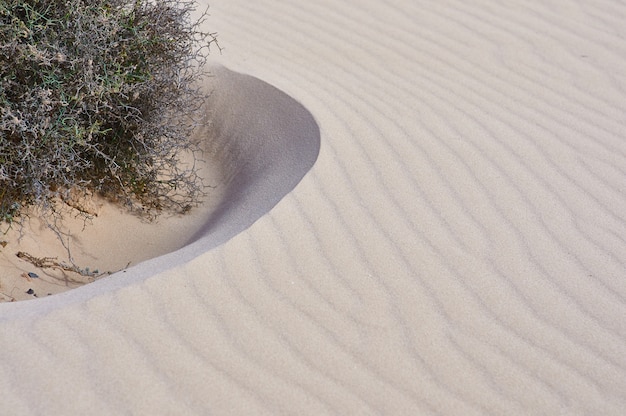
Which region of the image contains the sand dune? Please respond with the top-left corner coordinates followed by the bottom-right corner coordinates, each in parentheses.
top-left (1, 0), bottom-right (626, 414)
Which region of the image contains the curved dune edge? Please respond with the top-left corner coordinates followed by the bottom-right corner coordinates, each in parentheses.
top-left (2, 0), bottom-right (626, 414)
top-left (0, 65), bottom-right (320, 313)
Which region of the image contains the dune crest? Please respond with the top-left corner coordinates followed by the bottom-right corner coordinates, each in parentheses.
top-left (0, 66), bottom-right (319, 305)
top-left (1, 0), bottom-right (626, 414)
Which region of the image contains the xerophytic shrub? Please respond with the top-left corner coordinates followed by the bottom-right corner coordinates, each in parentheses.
top-left (0, 0), bottom-right (218, 224)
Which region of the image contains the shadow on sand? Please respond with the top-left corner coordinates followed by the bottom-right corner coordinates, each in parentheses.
top-left (1, 65), bottom-right (320, 314)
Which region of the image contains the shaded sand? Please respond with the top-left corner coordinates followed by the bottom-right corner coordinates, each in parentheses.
top-left (0, 66), bottom-right (319, 302)
top-left (0, 65), bottom-right (320, 305)
top-left (0, 142), bottom-right (225, 301)
top-left (1, 0), bottom-right (626, 414)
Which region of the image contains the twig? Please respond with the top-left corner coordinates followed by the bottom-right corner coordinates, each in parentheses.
top-left (15, 251), bottom-right (105, 277)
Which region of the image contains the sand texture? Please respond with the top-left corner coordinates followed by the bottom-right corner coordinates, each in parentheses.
top-left (1, 0), bottom-right (626, 414)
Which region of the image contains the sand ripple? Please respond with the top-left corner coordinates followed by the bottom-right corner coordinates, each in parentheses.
top-left (1, 0), bottom-right (626, 414)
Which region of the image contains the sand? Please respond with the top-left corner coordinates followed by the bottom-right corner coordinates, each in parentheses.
top-left (1, 0), bottom-right (626, 414)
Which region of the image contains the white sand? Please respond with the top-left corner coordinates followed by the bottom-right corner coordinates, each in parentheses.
top-left (1, 0), bottom-right (626, 414)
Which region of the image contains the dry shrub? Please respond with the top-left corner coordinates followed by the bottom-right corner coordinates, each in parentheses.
top-left (0, 0), bottom-right (219, 225)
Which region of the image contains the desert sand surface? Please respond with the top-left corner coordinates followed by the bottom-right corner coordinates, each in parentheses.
top-left (1, 0), bottom-right (626, 414)
top-left (0, 150), bottom-right (225, 302)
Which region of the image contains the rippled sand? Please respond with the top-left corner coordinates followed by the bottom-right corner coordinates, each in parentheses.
top-left (1, 0), bottom-right (626, 414)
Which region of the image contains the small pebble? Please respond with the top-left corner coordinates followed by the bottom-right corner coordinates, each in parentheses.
top-left (26, 289), bottom-right (34, 295)
top-left (27, 272), bottom-right (39, 278)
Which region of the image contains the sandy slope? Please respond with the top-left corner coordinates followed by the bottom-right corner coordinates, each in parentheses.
top-left (1, 0), bottom-right (626, 414)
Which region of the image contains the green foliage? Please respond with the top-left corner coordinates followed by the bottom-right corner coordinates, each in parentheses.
top-left (0, 0), bottom-right (218, 222)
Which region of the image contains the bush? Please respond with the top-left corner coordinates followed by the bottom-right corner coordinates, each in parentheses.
top-left (0, 0), bottom-right (218, 225)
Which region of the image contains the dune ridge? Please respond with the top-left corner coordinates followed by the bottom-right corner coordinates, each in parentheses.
top-left (1, 0), bottom-right (626, 414)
